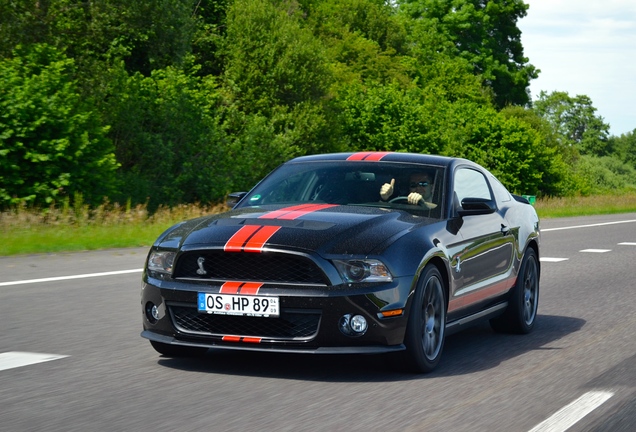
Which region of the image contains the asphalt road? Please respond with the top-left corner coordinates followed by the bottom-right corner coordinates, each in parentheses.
top-left (1, 213), bottom-right (635, 431)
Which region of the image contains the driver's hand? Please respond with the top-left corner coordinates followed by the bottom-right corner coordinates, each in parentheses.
top-left (408, 192), bottom-right (423, 205)
top-left (380, 178), bottom-right (395, 201)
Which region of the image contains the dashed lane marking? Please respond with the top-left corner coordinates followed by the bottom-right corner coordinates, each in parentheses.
top-left (580, 249), bottom-right (612, 253)
top-left (529, 391), bottom-right (614, 432)
top-left (0, 351), bottom-right (69, 372)
top-left (540, 257), bottom-right (569, 262)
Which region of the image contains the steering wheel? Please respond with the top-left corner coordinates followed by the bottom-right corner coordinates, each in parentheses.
top-left (388, 196), bottom-right (412, 204)
top-left (388, 196), bottom-right (438, 209)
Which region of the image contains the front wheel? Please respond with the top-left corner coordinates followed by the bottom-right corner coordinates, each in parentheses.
top-left (402, 265), bottom-right (447, 373)
top-left (490, 247), bottom-right (539, 334)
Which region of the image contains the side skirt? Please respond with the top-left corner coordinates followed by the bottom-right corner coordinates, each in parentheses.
top-left (445, 302), bottom-right (508, 336)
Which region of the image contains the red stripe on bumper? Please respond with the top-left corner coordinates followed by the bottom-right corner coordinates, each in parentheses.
top-left (239, 282), bottom-right (263, 295)
top-left (221, 335), bottom-right (262, 344)
top-left (220, 281), bottom-right (242, 294)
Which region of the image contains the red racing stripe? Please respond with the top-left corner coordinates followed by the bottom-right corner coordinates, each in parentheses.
top-left (221, 336), bottom-right (262, 344)
top-left (220, 281), bottom-right (242, 294)
top-left (224, 225), bottom-right (262, 252)
top-left (243, 225), bottom-right (281, 252)
top-left (239, 282), bottom-right (263, 295)
top-left (259, 203), bottom-right (317, 220)
top-left (347, 151), bottom-right (391, 161)
top-left (275, 204), bottom-right (337, 220)
top-left (225, 204), bottom-right (335, 253)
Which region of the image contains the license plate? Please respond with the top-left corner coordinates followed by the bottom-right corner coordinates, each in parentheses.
top-left (198, 293), bottom-right (279, 317)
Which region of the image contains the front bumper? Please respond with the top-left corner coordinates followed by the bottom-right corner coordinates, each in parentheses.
top-left (140, 276), bottom-right (413, 354)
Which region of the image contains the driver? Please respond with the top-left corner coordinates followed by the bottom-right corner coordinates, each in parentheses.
top-left (380, 173), bottom-right (437, 208)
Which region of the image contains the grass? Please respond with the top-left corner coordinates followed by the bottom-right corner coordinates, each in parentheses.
top-left (2, 193), bottom-right (636, 256)
top-left (534, 193), bottom-right (636, 218)
top-left (0, 200), bottom-right (229, 256)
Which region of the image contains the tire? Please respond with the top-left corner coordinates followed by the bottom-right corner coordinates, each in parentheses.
top-left (490, 247), bottom-right (539, 334)
top-left (150, 340), bottom-right (208, 358)
top-left (401, 265), bottom-right (447, 373)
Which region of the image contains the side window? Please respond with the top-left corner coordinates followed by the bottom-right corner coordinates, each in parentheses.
top-left (454, 168), bottom-right (492, 203)
top-left (490, 175), bottom-right (512, 203)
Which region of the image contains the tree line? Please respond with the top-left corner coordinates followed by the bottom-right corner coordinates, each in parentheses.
top-left (1, 0), bottom-right (634, 210)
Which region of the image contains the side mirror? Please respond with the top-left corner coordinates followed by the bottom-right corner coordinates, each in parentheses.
top-left (458, 197), bottom-right (496, 217)
top-left (226, 192), bottom-right (247, 208)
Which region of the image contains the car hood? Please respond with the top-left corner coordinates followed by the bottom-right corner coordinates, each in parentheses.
top-left (154, 204), bottom-right (433, 256)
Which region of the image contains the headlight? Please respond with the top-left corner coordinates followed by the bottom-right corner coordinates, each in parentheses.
top-left (333, 259), bottom-right (393, 283)
top-left (147, 250), bottom-right (177, 275)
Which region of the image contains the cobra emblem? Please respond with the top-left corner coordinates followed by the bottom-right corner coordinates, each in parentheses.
top-left (196, 257), bottom-right (207, 275)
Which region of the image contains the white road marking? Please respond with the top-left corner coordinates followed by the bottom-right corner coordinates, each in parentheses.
top-left (542, 219), bottom-right (636, 232)
top-left (0, 269), bottom-right (142, 287)
top-left (580, 249), bottom-right (611, 253)
top-left (528, 391), bottom-right (614, 432)
top-left (540, 257), bottom-right (569, 262)
top-left (0, 351), bottom-right (69, 372)
top-left (618, 242), bottom-right (636, 246)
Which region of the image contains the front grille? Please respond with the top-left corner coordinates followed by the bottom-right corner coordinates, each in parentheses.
top-left (170, 305), bottom-right (321, 340)
top-left (173, 251), bottom-right (328, 284)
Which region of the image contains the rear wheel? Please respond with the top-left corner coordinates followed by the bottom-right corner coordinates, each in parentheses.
top-left (402, 265), bottom-right (447, 373)
top-left (490, 247), bottom-right (539, 334)
top-left (149, 340), bottom-right (208, 358)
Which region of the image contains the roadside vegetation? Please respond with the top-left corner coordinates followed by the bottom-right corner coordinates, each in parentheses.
top-left (3, 195), bottom-right (636, 256)
top-left (2, 1), bottom-right (635, 256)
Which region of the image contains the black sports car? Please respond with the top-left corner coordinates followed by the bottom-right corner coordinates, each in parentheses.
top-left (141, 152), bottom-right (540, 372)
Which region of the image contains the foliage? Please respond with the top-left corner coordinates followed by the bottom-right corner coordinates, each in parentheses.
top-left (223, 0), bottom-right (332, 113)
top-left (103, 63), bottom-right (228, 209)
top-left (533, 91), bottom-right (611, 156)
top-left (608, 129), bottom-right (636, 168)
top-left (0, 44), bottom-right (118, 207)
top-left (397, 0), bottom-right (538, 107)
top-left (0, 0), bottom-right (634, 211)
top-left (0, 0), bottom-right (196, 76)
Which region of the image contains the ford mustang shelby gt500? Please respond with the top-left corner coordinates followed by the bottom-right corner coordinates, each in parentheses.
top-left (141, 152), bottom-right (540, 372)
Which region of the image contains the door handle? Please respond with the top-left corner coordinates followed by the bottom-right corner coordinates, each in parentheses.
top-left (501, 224), bottom-right (510, 236)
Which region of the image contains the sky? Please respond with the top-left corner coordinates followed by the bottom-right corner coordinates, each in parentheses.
top-left (518, 0), bottom-right (636, 136)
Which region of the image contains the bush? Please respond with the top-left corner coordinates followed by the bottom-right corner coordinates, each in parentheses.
top-left (0, 44), bottom-right (118, 208)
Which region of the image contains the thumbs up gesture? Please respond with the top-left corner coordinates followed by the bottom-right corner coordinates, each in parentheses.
top-left (380, 178), bottom-right (395, 201)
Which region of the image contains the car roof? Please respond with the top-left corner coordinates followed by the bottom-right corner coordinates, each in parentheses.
top-left (286, 152), bottom-right (473, 169)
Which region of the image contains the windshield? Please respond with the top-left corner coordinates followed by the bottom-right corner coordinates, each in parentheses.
top-left (238, 161), bottom-right (445, 218)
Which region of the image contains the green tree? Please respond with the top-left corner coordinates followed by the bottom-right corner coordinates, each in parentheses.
top-left (398, 0), bottom-right (538, 107)
top-left (223, 0), bottom-right (332, 113)
top-left (0, 44), bottom-right (118, 207)
top-left (191, 0), bottom-right (231, 77)
top-left (221, 0), bottom-right (342, 172)
top-left (336, 82), bottom-right (445, 153)
top-left (0, 0), bottom-right (196, 76)
top-left (608, 129), bottom-right (636, 168)
top-left (533, 91), bottom-right (611, 156)
top-left (103, 63), bottom-right (228, 208)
